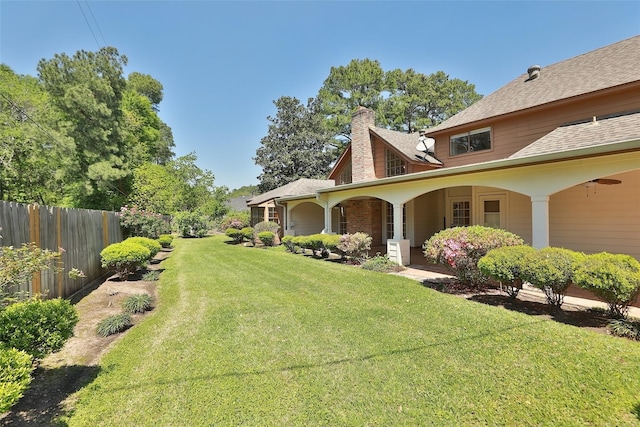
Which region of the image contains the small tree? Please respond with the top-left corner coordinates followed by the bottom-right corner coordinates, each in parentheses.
top-left (521, 247), bottom-right (584, 308)
top-left (173, 211), bottom-right (209, 238)
top-left (478, 245), bottom-right (536, 298)
top-left (241, 227), bottom-right (255, 246)
top-left (225, 228), bottom-right (244, 244)
top-left (573, 252), bottom-right (640, 318)
top-left (423, 226), bottom-right (524, 286)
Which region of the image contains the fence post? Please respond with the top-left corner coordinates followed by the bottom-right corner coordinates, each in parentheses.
top-left (28, 204), bottom-right (41, 295)
top-left (102, 211), bottom-right (110, 248)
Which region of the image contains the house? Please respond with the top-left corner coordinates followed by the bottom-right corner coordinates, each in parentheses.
top-left (246, 178), bottom-right (334, 236)
top-left (273, 36), bottom-right (640, 266)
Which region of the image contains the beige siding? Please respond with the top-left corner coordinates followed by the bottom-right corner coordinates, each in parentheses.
top-left (412, 190), bottom-right (445, 245)
top-left (291, 203), bottom-right (324, 236)
top-left (550, 170), bottom-right (640, 259)
top-left (435, 88), bottom-right (640, 168)
top-left (506, 191), bottom-right (532, 244)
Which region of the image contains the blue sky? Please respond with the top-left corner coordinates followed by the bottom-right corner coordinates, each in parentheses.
top-left (1, 1), bottom-right (638, 191)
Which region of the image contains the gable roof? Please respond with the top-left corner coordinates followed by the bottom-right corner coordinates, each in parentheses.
top-left (246, 178), bottom-right (334, 206)
top-left (427, 35), bottom-right (640, 134)
top-left (370, 127), bottom-right (443, 165)
top-left (510, 111), bottom-right (640, 160)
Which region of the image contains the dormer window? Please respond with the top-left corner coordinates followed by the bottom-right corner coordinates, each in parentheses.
top-left (386, 149), bottom-right (406, 177)
top-left (450, 127), bottom-right (491, 156)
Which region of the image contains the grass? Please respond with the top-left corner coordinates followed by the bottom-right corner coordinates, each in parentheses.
top-left (65, 235), bottom-right (640, 426)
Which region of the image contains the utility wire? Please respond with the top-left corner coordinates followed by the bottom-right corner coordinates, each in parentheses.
top-left (84, 1), bottom-right (108, 46)
top-left (76, 0), bottom-right (102, 49)
top-left (0, 91), bottom-right (59, 142)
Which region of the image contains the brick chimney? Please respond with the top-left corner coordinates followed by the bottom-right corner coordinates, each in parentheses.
top-left (351, 107), bottom-right (375, 182)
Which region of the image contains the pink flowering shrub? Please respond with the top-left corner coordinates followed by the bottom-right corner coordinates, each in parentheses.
top-left (119, 206), bottom-right (170, 239)
top-left (423, 226), bottom-right (524, 286)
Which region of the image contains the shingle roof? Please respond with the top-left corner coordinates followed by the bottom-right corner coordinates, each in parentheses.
top-left (246, 178), bottom-right (334, 206)
top-left (427, 35), bottom-right (640, 134)
top-left (509, 112), bottom-right (640, 159)
top-left (370, 127), bottom-right (443, 165)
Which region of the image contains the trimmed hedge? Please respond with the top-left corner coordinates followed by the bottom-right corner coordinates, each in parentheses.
top-left (225, 228), bottom-right (244, 244)
top-left (257, 231), bottom-right (275, 247)
top-left (0, 347), bottom-right (33, 413)
top-left (478, 245), bottom-right (536, 298)
top-left (100, 242), bottom-right (151, 280)
top-left (0, 298), bottom-right (78, 359)
top-left (158, 234), bottom-right (173, 248)
top-left (573, 252), bottom-right (640, 318)
top-left (124, 237), bottom-right (162, 258)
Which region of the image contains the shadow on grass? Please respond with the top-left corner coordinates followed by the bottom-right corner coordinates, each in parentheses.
top-left (0, 365), bottom-right (101, 427)
top-left (95, 318), bottom-right (549, 393)
top-left (467, 293), bottom-right (611, 331)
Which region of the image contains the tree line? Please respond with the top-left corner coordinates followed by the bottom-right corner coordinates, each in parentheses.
top-left (254, 58), bottom-right (482, 193)
top-left (0, 47), bottom-right (225, 218)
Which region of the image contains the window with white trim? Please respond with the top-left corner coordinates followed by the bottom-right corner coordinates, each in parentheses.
top-left (450, 127), bottom-right (491, 156)
top-left (385, 149), bottom-right (406, 177)
top-left (451, 200), bottom-right (470, 227)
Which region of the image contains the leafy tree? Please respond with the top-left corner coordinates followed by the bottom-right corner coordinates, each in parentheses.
top-left (127, 72), bottom-right (163, 111)
top-left (37, 46), bottom-right (129, 209)
top-left (317, 59), bottom-right (386, 146)
top-left (382, 69), bottom-right (482, 132)
top-left (254, 96), bottom-right (334, 193)
top-left (0, 65), bottom-right (72, 204)
top-left (129, 163), bottom-right (182, 214)
top-left (228, 185), bottom-right (259, 198)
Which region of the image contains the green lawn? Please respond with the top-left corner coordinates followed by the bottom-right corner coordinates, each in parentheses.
top-left (65, 235), bottom-right (640, 426)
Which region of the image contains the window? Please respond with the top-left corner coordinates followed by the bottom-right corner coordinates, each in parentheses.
top-left (251, 207), bottom-right (264, 226)
top-left (451, 200), bottom-right (470, 226)
top-left (339, 160), bottom-right (352, 185)
top-left (450, 127), bottom-right (491, 156)
top-left (386, 149), bottom-right (406, 177)
top-left (483, 200), bottom-right (500, 228)
top-left (338, 205), bottom-right (347, 235)
top-left (268, 207), bottom-right (279, 224)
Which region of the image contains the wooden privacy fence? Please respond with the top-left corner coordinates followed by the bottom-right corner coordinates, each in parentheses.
top-left (0, 201), bottom-right (122, 299)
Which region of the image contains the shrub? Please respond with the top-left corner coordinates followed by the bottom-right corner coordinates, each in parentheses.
top-left (216, 211), bottom-right (250, 232)
top-left (608, 319), bottom-right (640, 340)
top-left (225, 228), bottom-right (244, 244)
top-left (521, 247), bottom-right (584, 308)
top-left (320, 234), bottom-right (341, 257)
top-left (361, 254), bottom-right (404, 272)
top-left (158, 234), bottom-right (173, 248)
top-left (478, 245), bottom-right (537, 298)
top-left (573, 252), bottom-right (640, 318)
top-left (0, 347), bottom-right (33, 413)
top-left (423, 226), bottom-right (524, 286)
top-left (173, 211), bottom-right (209, 238)
top-left (241, 227), bottom-right (255, 245)
top-left (100, 242), bottom-right (151, 280)
top-left (281, 235), bottom-right (297, 253)
top-left (123, 293), bottom-right (153, 314)
top-left (337, 232), bottom-right (372, 262)
top-left (142, 270), bottom-right (160, 281)
top-left (257, 231), bottom-right (275, 247)
top-left (254, 221), bottom-right (280, 240)
top-left (119, 205), bottom-right (170, 239)
top-left (0, 298), bottom-right (78, 359)
top-left (125, 237), bottom-right (162, 258)
top-left (96, 313), bottom-right (132, 337)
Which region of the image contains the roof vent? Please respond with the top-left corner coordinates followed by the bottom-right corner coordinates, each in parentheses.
top-left (526, 65), bottom-right (541, 81)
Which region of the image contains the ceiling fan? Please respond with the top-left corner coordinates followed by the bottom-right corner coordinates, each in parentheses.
top-left (588, 178), bottom-right (622, 185)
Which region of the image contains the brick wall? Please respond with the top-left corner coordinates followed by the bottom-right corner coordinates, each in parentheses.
top-left (351, 107), bottom-right (376, 182)
top-left (345, 199), bottom-right (383, 246)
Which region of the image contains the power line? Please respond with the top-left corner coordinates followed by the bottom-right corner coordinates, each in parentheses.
top-left (84, 1), bottom-right (108, 46)
top-left (76, 1), bottom-right (102, 49)
top-left (0, 91), bottom-right (59, 143)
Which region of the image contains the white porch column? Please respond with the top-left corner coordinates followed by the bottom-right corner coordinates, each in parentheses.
top-left (531, 195), bottom-right (550, 249)
top-left (322, 202), bottom-right (332, 234)
top-left (388, 203), bottom-right (410, 265)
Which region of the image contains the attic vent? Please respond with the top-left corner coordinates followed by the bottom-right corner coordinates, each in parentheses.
top-left (526, 65), bottom-right (541, 81)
